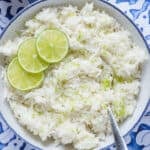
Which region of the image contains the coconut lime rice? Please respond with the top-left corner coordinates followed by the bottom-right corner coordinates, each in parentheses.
top-left (0, 3), bottom-right (147, 150)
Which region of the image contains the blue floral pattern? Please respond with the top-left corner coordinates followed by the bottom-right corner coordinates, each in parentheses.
top-left (0, 0), bottom-right (29, 32)
top-left (0, 0), bottom-right (150, 150)
top-left (108, 0), bottom-right (150, 48)
top-left (0, 113), bottom-right (39, 150)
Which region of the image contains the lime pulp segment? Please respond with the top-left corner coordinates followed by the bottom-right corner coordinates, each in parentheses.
top-left (7, 58), bottom-right (44, 91)
top-left (36, 30), bottom-right (69, 63)
top-left (18, 38), bottom-right (49, 73)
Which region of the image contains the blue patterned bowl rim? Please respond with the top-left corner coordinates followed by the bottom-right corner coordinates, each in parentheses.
top-left (0, 0), bottom-right (149, 149)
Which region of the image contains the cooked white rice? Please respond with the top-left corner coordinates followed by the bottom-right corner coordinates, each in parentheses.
top-left (0, 3), bottom-right (147, 150)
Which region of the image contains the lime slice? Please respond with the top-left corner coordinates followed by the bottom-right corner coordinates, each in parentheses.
top-left (7, 58), bottom-right (44, 91)
top-left (18, 38), bottom-right (49, 73)
top-left (36, 29), bottom-right (69, 63)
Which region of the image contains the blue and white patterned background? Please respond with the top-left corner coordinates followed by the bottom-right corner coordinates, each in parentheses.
top-left (0, 0), bottom-right (150, 150)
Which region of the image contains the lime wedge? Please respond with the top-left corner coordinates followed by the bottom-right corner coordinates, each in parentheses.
top-left (7, 58), bottom-right (44, 91)
top-left (18, 38), bottom-right (49, 73)
top-left (36, 30), bottom-right (69, 63)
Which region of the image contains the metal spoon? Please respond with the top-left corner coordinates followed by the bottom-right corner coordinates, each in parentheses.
top-left (108, 107), bottom-right (128, 150)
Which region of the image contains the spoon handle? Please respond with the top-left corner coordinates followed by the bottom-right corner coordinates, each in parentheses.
top-left (108, 108), bottom-right (128, 150)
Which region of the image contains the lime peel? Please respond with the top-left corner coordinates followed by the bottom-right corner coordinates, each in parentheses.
top-left (7, 58), bottom-right (44, 91)
top-left (18, 38), bottom-right (49, 73)
top-left (36, 29), bottom-right (69, 63)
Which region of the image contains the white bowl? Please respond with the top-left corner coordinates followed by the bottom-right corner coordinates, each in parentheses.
top-left (0, 0), bottom-right (150, 149)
